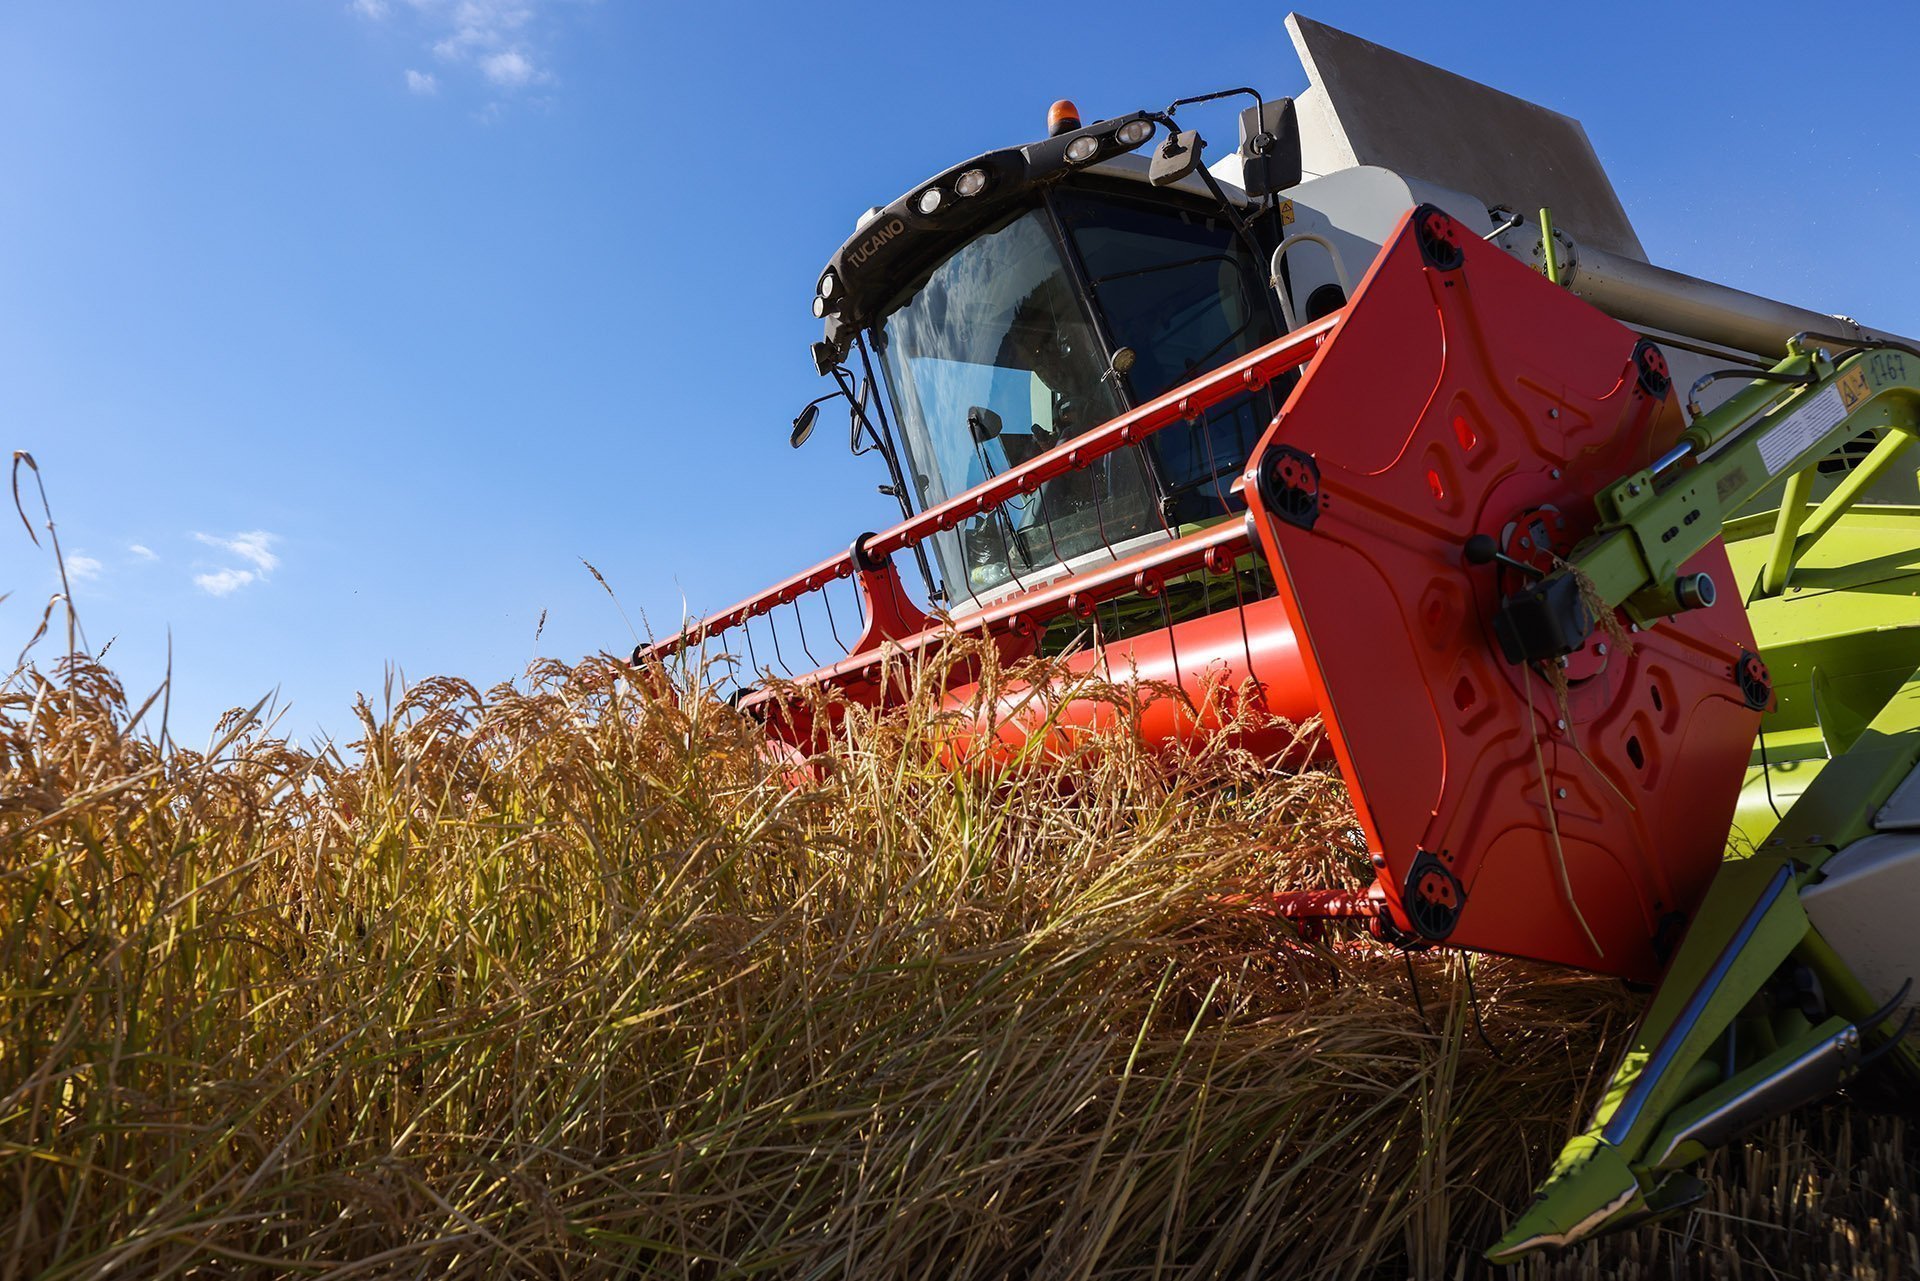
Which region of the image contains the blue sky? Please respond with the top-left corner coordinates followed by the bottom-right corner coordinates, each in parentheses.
top-left (4, 1), bottom-right (1917, 746)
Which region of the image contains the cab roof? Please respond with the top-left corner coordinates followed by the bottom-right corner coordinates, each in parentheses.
top-left (809, 111), bottom-right (1249, 372)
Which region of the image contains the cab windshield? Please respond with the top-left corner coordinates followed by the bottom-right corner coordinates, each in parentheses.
top-left (1055, 187), bottom-right (1279, 522)
top-left (871, 187), bottom-right (1280, 604)
top-left (874, 208), bottom-right (1160, 602)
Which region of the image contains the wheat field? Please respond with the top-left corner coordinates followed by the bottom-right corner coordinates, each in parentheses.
top-left (3, 497), bottom-right (1916, 1278)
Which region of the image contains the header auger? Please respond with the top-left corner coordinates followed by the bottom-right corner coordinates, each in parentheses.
top-left (637, 14), bottom-right (1920, 1260)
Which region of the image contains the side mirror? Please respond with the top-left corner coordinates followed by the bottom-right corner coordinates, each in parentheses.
top-left (967, 405), bottom-right (1003, 444)
top-left (790, 402), bottom-right (819, 449)
top-left (1238, 97), bottom-right (1302, 197)
top-left (1149, 130), bottom-right (1204, 187)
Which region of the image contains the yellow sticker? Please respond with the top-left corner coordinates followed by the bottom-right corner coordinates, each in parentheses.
top-left (1279, 199), bottom-right (1296, 226)
top-left (1838, 366), bottom-right (1871, 411)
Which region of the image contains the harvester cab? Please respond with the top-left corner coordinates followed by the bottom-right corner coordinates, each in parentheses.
top-left (641, 13), bottom-right (1920, 1263)
top-left (807, 92), bottom-right (1297, 612)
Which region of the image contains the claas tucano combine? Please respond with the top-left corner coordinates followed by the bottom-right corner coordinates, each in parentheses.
top-left (637, 15), bottom-right (1920, 1260)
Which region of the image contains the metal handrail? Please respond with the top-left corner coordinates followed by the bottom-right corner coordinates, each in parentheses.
top-left (643, 310), bottom-right (1343, 661)
top-left (1269, 232), bottom-right (1351, 332)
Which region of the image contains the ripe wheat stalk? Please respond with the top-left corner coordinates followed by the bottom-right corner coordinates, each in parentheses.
top-left (2, 466), bottom-right (1913, 1279)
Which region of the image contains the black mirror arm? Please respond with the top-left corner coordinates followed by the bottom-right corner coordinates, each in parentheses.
top-left (848, 335), bottom-right (944, 603)
top-left (1190, 150), bottom-right (1288, 338)
top-left (1164, 87), bottom-right (1263, 119)
top-left (1141, 110), bottom-right (1277, 333)
top-left (827, 365), bottom-right (886, 458)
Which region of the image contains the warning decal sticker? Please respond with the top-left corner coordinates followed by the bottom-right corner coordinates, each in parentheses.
top-left (1837, 366), bottom-right (1872, 412)
top-left (1757, 385), bottom-right (1845, 478)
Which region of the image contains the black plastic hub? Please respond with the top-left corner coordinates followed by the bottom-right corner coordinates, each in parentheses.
top-left (1403, 850), bottom-right (1465, 941)
top-left (1492, 574), bottom-right (1593, 664)
top-left (1256, 446), bottom-right (1323, 530)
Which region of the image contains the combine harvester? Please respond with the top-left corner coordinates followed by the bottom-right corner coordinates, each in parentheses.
top-left (638, 16), bottom-right (1920, 1260)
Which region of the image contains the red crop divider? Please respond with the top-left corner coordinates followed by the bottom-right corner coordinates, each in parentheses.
top-left (639, 309), bottom-right (1342, 666)
top-left (848, 559), bottom-right (929, 656)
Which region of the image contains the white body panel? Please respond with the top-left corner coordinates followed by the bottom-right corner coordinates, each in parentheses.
top-left (1802, 764), bottom-right (1920, 1013)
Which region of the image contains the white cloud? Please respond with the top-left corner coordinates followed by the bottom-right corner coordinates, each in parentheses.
top-left (479, 49), bottom-right (537, 87)
top-left (194, 530), bottom-right (280, 574)
top-left (195, 568), bottom-right (257, 597)
top-left (128, 543), bottom-right (158, 561)
top-left (355, 0), bottom-right (557, 95)
top-left (67, 553), bottom-right (103, 582)
top-left (427, 0), bottom-right (536, 59)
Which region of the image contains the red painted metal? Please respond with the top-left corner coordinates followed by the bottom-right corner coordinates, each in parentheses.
top-left (848, 561), bottom-right (929, 656)
top-left (742, 522), bottom-right (1320, 764)
top-left (920, 594), bottom-right (1318, 766)
top-left (1242, 206), bottom-right (1761, 982)
top-left (1227, 889), bottom-right (1384, 921)
top-left (1217, 890), bottom-right (1385, 947)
